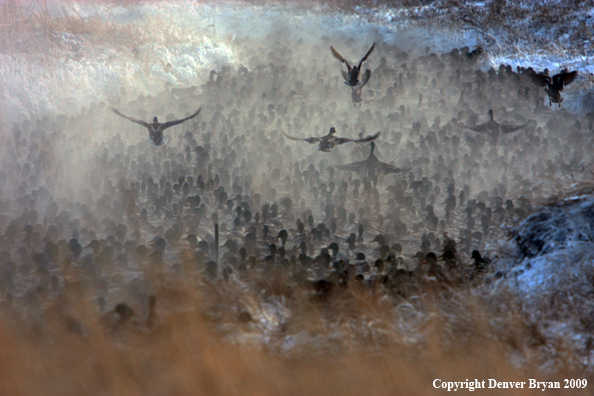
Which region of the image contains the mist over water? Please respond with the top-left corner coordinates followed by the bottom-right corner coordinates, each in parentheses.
top-left (2, 2), bottom-right (594, 391)
top-left (1, 0), bottom-right (590, 309)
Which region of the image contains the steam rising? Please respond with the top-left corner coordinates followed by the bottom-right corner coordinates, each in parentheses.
top-left (1, 2), bottom-right (594, 390)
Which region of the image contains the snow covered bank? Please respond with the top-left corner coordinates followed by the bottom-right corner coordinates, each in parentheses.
top-left (3, 1), bottom-right (594, 125)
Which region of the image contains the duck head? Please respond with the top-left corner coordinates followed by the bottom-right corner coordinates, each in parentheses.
top-left (113, 303), bottom-right (136, 322)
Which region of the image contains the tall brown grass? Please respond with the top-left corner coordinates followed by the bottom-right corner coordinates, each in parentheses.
top-left (0, 267), bottom-right (593, 396)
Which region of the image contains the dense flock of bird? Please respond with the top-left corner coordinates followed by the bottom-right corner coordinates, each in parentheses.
top-left (0, 34), bottom-right (588, 331)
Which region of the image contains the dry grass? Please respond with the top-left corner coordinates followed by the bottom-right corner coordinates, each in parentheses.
top-left (1, 264), bottom-right (593, 395)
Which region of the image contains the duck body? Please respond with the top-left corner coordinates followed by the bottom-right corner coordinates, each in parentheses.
top-left (350, 70), bottom-right (372, 106)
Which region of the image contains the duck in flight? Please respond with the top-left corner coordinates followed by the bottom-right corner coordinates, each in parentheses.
top-left (112, 107), bottom-right (201, 146)
top-left (282, 127), bottom-right (380, 152)
top-left (530, 69), bottom-right (577, 107)
top-left (330, 42), bottom-right (375, 87)
top-left (331, 142), bottom-right (411, 178)
top-left (350, 72), bottom-right (372, 107)
top-left (461, 109), bottom-right (530, 144)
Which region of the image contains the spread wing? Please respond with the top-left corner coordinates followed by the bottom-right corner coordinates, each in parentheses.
top-left (330, 46), bottom-right (351, 70)
top-left (465, 123), bottom-right (489, 134)
top-left (357, 69), bottom-right (372, 87)
top-left (160, 107), bottom-right (202, 130)
top-left (111, 108), bottom-right (150, 128)
top-left (332, 131), bottom-right (381, 145)
top-left (282, 130), bottom-right (321, 144)
top-left (382, 164), bottom-right (412, 174)
top-left (332, 160), bottom-right (367, 172)
top-left (501, 122), bottom-right (530, 135)
top-left (341, 70), bottom-right (350, 82)
top-left (530, 73), bottom-right (552, 88)
top-left (358, 42), bottom-right (376, 68)
top-left (553, 71), bottom-right (578, 90)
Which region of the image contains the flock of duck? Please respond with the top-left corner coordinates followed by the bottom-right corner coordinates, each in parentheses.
top-left (0, 34), bottom-right (588, 331)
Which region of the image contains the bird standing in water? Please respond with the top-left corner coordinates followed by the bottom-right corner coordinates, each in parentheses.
top-left (112, 107), bottom-right (201, 146)
top-left (330, 43), bottom-right (375, 87)
top-left (469, 250), bottom-right (491, 281)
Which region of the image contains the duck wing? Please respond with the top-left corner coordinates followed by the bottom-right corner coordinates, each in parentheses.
top-left (282, 130), bottom-right (321, 144)
top-left (501, 121), bottom-right (530, 135)
top-left (332, 131), bottom-right (381, 146)
top-left (111, 108), bottom-right (150, 128)
top-left (357, 42), bottom-right (376, 68)
top-left (530, 73), bottom-right (552, 88)
top-left (553, 70), bottom-right (578, 90)
top-left (357, 69), bottom-right (372, 87)
top-left (160, 107), bottom-right (202, 130)
top-left (330, 46), bottom-right (352, 70)
top-left (333, 160), bottom-right (367, 172)
top-left (341, 70), bottom-right (350, 82)
top-left (356, 130), bottom-right (381, 143)
top-left (465, 123), bottom-right (489, 134)
top-left (381, 163), bottom-right (412, 174)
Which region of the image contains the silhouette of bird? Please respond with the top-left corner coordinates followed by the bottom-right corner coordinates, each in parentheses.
top-left (462, 109), bottom-right (530, 144)
top-left (330, 43), bottom-right (375, 86)
top-left (331, 142), bottom-right (410, 177)
top-left (469, 250), bottom-right (491, 281)
top-left (530, 69), bottom-right (577, 107)
top-left (350, 72), bottom-right (372, 106)
top-left (111, 302), bottom-right (138, 329)
top-left (112, 107), bottom-right (201, 146)
top-left (282, 127), bottom-right (380, 152)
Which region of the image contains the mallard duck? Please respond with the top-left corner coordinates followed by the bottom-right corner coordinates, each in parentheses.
top-left (330, 42), bottom-right (375, 87)
top-left (462, 109), bottom-right (530, 144)
top-left (112, 107), bottom-right (201, 146)
top-left (331, 142), bottom-right (410, 177)
top-left (350, 70), bottom-right (372, 106)
top-left (469, 250), bottom-right (491, 281)
top-left (282, 127), bottom-right (380, 152)
top-left (108, 296), bottom-right (157, 330)
top-left (530, 69), bottom-right (577, 107)
top-left (110, 302), bottom-right (139, 330)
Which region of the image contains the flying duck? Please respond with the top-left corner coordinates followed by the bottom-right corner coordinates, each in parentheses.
top-left (112, 107), bottom-right (201, 146)
top-left (350, 71), bottom-right (372, 106)
top-left (462, 109), bottom-right (530, 144)
top-left (332, 142), bottom-right (410, 177)
top-left (330, 42), bottom-right (375, 87)
top-left (530, 69), bottom-right (577, 107)
top-left (282, 127), bottom-right (380, 152)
